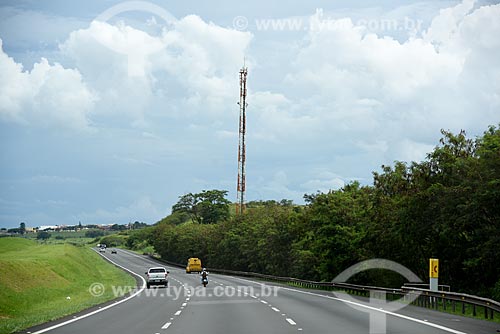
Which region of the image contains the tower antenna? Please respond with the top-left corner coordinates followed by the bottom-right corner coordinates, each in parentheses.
top-left (236, 65), bottom-right (248, 215)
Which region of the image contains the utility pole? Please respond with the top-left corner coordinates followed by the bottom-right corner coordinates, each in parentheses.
top-left (236, 65), bottom-right (248, 215)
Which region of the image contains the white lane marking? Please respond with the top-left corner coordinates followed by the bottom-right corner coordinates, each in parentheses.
top-left (286, 318), bottom-right (297, 325)
top-left (174, 310), bottom-right (182, 316)
top-left (232, 277), bottom-right (467, 334)
top-left (182, 302), bottom-right (187, 307)
top-left (272, 307), bottom-right (280, 312)
top-left (161, 322), bottom-right (172, 329)
top-left (260, 300), bottom-right (268, 304)
top-left (33, 250), bottom-right (146, 334)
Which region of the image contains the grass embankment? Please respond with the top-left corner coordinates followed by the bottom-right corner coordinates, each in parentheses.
top-left (0, 238), bottom-right (135, 334)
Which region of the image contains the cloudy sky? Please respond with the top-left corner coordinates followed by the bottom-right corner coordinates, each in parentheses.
top-left (0, 0), bottom-right (499, 228)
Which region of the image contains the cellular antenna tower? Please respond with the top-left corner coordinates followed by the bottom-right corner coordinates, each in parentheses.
top-left (236, 65), bottom-right (248, 215)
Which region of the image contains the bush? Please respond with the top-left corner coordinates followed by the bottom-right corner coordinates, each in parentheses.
top-left (85, 230), bottom-right (105, 238)
top-left (36, 231), bottom-right (51, 240)
top-left (99, 235), bottom-right (127, 247)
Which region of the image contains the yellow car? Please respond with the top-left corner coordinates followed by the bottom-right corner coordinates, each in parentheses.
top-left (186, 257), bottom-right (202, 273)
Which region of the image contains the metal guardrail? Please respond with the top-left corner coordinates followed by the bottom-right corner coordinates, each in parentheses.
top-left (148, 254), bottom-right (500, 320)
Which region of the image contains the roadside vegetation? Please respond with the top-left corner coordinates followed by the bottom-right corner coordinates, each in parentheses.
top-left (0, 238), bottom-right (135, 333)
top-left (126, 124), bottom-right (500, 302)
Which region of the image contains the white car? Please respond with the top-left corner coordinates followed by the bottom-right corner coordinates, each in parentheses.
top-left (145, 267), bottom-right (169, 289)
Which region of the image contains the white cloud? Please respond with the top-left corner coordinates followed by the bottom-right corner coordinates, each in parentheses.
top-left (59, 15), bottom-right (252, 122)
top-left (0, 39), bottom-right (96, 130)
top-left (423, 0), bottom-right (476, 49)
top-left (1, 13), bottom-right (252, 130)
top-left (279, 0), bottom-right (500, 162)
top-left (301, 178), bottom-right (345, 193)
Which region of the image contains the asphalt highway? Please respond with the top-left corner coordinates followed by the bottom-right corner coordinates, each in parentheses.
top-left (28, 249), bottom-right (499, 334)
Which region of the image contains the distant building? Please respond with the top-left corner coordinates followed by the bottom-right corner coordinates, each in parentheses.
top-left (39, 225), bottom-right (59, 231)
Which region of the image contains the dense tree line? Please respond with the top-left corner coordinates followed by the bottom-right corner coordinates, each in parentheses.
top-left (130, 125), bottom-right (500, 300)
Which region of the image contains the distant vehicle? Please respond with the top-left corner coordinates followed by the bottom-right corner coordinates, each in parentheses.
top-left (145, 267), bottom-right (169, 289)
top-left (186, 258), bottom-right (202, 273)
top-left (111, 249), bottom-right (117, 254)
top-left (99, 247), bottom-right (105, 253)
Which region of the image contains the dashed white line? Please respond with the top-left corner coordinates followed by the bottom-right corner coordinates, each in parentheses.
top-left (161, 322), bottom-right (172, 329)
top-left (272, 307), bottom-right (280, 312)
top-left (286, 318), bottom-right (297, 326)
top-left (182, 302), bottom-right (187, 307)
top-left (174, 310), bottom-right (182, 316)
top-left (260, 300), bottom-right (268, 304)
top-left (232, 276), bottom-right (467, 334)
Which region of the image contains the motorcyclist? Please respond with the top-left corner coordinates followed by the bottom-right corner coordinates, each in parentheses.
top-left (200, 268), bottom-right (208, 285)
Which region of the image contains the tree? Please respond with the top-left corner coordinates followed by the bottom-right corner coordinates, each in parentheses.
top-left (132, 221), bottom-right (148, 229)
top-left (110, 224), bottom-right (127, 231)
top-left (19, 222), bottom-right (26, 235)
top-left (172, 190), bottom-right (230, 224)
top-left (37, 231), bottom-right (51, 240)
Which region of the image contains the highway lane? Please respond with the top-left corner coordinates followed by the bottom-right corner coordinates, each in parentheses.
top-left (30, 249), bottom-right (498, 334)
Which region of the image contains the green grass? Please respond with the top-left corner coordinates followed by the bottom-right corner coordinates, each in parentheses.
top-left (0, 238), bottom-right (135, 333)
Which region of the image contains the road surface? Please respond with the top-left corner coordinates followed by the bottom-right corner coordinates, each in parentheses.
top-left (27, 249), bottom-right (499, 334)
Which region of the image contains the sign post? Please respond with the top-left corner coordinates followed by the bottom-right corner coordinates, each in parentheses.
top-left (429, 258), bottom-right (439, 291)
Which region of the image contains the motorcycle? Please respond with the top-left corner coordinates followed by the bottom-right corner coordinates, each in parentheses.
top-left (201, 276), bottom-right (208, 287)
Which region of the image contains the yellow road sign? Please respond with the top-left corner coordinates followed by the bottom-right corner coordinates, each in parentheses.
top-left (429, 258), bottom-right (439, 278)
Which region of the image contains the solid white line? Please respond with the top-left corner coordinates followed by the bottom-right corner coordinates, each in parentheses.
top-left (33, 250), bottom-right (146, 334)
top-left (161, 322), bottom-right (172, 329)
top-left (286, 318), bottom-right (297, 325)
top-left (174, 310), bottom-right (182, 316)
top-left (231, 277), bottom-right (467, 334)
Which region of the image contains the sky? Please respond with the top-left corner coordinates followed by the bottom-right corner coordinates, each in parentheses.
top-left (0, 0), bottom-right (499, 228)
